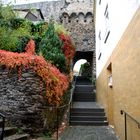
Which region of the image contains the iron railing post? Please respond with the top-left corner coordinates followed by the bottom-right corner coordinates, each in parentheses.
top-left (124, 113), bottom-right (127, 140)
top-left (121, 110), bottom-right (140, 140)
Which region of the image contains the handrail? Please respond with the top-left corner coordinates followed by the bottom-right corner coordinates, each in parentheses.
top-left (42, 77), bottom-right (77, 140)
top-left (120, 110), bottom-right (140, 140)
top-left (0, 112), bottom-right (5, 140)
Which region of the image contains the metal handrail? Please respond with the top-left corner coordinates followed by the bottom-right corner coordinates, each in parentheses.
top-left (120, 110), bottom-right (140, 140)
top-left (43, 77), bottom-right (77, 140)
top-left (0, 112), bottom-right (5, 140)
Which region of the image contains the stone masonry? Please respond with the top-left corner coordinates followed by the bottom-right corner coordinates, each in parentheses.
top-left (14, 0), bottom-right (65, 21)
top-left (14, 0), bottom-right (96, 75)
top-left (0, 67), bottom-right (56, 134)
top-left (60, 0), bottom-right (95, 52)
top-left (14, 0), bottom-right (95, 52)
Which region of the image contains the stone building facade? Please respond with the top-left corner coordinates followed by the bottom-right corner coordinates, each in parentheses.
top-left (60, 0), bottom-right (95, 76)
top-left (14, 0), bottom-right (95, 76)
top-left (60, 0), bottom-right (94, 51)
top-left (14, 0), bottom-right (65, 21)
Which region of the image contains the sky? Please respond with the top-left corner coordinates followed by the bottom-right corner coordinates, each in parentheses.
top-left (73, 59), bottom-right (87, 73)
top-left (2, 0), bottom-right (56, 5)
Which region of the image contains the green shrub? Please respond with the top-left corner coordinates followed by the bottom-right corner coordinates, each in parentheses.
top-left (38, 19), bottom-right (67, 73)
top-left (79, 62), bottom-right (91, 76)
top-left (0, 5), bottom-right (32, 52)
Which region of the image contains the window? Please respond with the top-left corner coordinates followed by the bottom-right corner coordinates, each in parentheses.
top-left (98, 52), bottom-right (102, 60)
top-left (98, 31), bottom-right (101, 40)
top-left (104, 31), bottom-right (110, 43)
top-left (99, 0), bottom-right (101, 5)
top-left (103, 3), bottom-right (110, 43)
top-left (98, 31), bottom-right (102, 60)
top-left (104, 4), bottom-right (108, 16)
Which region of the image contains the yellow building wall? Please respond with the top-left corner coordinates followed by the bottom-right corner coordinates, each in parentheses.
top-left (96, 7), bottom-right (140, 140)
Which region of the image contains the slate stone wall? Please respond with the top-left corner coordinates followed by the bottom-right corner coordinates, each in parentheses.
top-left (0, 67), bottom-right (50, 133)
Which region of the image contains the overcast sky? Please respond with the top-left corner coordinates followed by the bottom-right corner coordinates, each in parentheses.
top-left (2, 0), bottom-right (57, 5)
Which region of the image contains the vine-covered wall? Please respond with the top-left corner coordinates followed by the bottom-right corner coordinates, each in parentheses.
top-left (0, 68), bottom-right (47, 133)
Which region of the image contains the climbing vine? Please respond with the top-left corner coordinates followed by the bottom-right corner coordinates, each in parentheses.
top-left (59, 33), bottom-right (75, 70)
top-left (0, 40), bottom-right (69, 106)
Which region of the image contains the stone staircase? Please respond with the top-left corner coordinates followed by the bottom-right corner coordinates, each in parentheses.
top-left (0, 119), bottom-right (29, 140)
top-left (70, 76), bottom-right (108, 126)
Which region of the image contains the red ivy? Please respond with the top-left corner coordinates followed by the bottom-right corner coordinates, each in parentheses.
top-left (0, 39), bottom-right (69, 106)
top-left (59, 33), bottom-right (75, 69)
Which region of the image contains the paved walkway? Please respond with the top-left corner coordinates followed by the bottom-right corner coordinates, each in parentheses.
top-left (59, 126), bottom-right (119, 140)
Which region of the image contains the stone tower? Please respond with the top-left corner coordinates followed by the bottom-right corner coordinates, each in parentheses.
top-left (60, 0), bottom-right (95, 76)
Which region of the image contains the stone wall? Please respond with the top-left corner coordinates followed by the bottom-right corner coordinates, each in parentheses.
top-left (60, 0), bottom-right (95, 52)
top-left (0, 67), bottom-right (55, 134)
top-left (14, 0), bottom-right (65, 22)
top-left (62, 19), bottom-right (94, 51)
top-left (14, 0), bottom-right (95, 52)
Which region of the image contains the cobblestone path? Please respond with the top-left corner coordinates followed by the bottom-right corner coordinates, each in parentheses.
top-left (59, 126), bottom-right (119, 140)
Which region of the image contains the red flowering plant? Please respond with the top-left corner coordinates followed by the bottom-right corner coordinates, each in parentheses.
top-left (0, 40), bottom-right (69, 106)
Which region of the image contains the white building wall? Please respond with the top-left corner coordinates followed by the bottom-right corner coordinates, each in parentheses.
top-left (96, 0), bottom-right (140, 77)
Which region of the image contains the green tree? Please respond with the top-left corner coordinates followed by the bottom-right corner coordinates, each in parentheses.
top-left (39, 19), bottom-right (66, 73)
top-left (0, 4), bottom-right (31, 51)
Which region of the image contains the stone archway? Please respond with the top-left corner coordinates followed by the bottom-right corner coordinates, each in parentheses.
top-left (72, 51), bottom-right (93, 76)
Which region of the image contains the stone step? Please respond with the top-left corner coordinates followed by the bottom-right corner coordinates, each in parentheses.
top-left (76, 77), bottom-right (92, 85)
top-left (70, 108), bottom-right (105, 113)
top-left (73, 96), bottom-right (95, 102)
top-left (70, 111), bottom-right (105, 116)
top-left (76, 81), bottom-right (92, 85)
top-left (70, 120), bottom-right (108, 126)
top-left (73, 92), bottom-right (95, 102)
top-left (4, 134), bottom-right (30, 140)
top-left (70, 116), bottom-right (107, 121)
top-left (75, 85), bottom-right (94, 92)
top-left (0, 127), bottom-right (17, 137)
top-left (76, 76), bottom-right (92, 81)
top-left (0, 119), bottom-right (4, 126)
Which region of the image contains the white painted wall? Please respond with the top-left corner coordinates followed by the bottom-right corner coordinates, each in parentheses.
top-left (96, 0), bottom-right (140, 77)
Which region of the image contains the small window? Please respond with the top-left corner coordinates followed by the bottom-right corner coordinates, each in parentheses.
top-left (104, 4), bottom-right (108, 16)
top-left (104, 31), bottom-right (110, 43)
top-left (98, 31), bottom-right (101, 40)
top-left (99, 0), bottom-right (101, 5)
top-left (98, 52), bottom-right (102, 60)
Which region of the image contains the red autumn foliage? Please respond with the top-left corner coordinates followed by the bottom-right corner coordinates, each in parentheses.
top-left (0, 39), bottom-right (69, 106)
top-left (25, 39), bottom-right (36, 55)
top-left (59, 33), bottom-right (75, 68)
